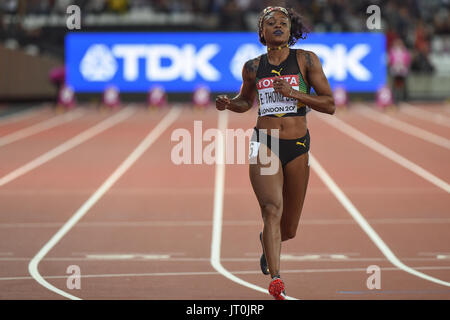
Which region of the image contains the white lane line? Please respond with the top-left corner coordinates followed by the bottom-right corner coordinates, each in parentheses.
top-left (83, 253), bottom-right (171, 260)
top-left (317, 113), bottom-right (450, 193)
top-left (0, 107), bottom-right (135, 187)
top-left (310, 153), bottom-right (450, 287)
top-left (5, 266), bottom-right (450, 282)
top-left (400, 103), bottom-right (450, 128)
top-left (2, 256), bottom-right (449, 263)
top-left (28, 106), bottom-right (182, 300)
top-left (418, 252), bottom-right (450, 255)
top-left (356, 105), bottom-right (450, 150)
top-left (209, 111), bottom-right (298, 300)
top-left (0, 109), bottom-right (85, 147)
top-left (0, 105), bottom-right (49, 126)
top-left (0, 186), bottom-right (444, 196)
top-left (3, 217), bottom-right (450, 229)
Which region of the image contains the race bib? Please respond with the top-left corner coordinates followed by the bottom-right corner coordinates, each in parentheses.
top-left (249, 141), bottom-right (260, 159)
top-left (257, 75), bottom-right (299, 116)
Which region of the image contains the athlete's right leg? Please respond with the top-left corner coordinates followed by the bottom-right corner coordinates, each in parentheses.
top-left (280, 151), bottom-right (310, 241)
top-left (249, 143), bottom-right (284, 278)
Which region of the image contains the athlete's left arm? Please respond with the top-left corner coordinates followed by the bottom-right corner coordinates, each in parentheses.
top-left (273, 50), bottom-right (335, 114)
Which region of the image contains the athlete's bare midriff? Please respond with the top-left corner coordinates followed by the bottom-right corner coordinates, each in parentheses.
top-left (256, 115), bottom-right (307, 139)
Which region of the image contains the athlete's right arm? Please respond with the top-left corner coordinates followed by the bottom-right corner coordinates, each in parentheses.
top-left (215, 58), bottom-right (258, 113)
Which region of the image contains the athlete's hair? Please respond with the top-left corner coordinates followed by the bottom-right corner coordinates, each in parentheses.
top-left (258, 7), bottom-right (309, 46)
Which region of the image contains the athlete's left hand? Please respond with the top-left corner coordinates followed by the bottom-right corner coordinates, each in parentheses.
top-left (273, 76), bottom-right (292, 97)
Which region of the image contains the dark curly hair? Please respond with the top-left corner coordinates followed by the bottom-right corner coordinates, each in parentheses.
top-left (258, 7), bottom-right (309, 47)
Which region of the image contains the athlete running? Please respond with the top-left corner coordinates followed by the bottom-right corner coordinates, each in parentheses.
top-left (216, 6), bottom-right (335, 300)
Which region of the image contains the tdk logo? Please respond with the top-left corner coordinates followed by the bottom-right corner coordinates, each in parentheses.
top-left (80, 45), bottom-right (118, 81)
top-left (67, 32), bottom-right (385, 92)
top-left (80, 44), bottom-right (220, 82)
top-left (80, 43), bottom-right (371, 83)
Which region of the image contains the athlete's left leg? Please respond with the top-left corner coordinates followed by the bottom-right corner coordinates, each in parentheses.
top-left (280, 151), bottom-right (310, 241)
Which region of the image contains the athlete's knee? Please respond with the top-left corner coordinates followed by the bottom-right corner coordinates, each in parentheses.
top-left (261, 202), bottom-right (282, 223)
top-left (281, 228), bottom-right (297, 241)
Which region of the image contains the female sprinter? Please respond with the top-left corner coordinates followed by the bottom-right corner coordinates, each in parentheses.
top-left (216, 6), bottom-right (335, 300)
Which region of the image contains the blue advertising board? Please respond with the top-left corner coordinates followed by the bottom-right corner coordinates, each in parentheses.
top-left (66, 32), bottom-right (386, 93)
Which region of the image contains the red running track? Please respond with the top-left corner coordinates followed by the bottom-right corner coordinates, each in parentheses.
top-left (0, 103), bottom-right (449, 300)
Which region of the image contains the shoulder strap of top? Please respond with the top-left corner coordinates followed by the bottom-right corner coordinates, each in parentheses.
top-left (256, 53), bottom-right (268, 78)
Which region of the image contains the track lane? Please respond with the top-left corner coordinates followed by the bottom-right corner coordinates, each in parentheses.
top-left (219, 109), bottom-right (403, 299)
top-left (308, 112), bottom-right (450, 295)
top-left (35, 107), bottom-right (264, 299)
top-left (385, 106), bottom-right (450, 136)
top-left (0, 109), bottom-right (112, 177)
top-left (1, 104), bottom-right (449, 299)
top-left (332, 108), bottom-right (450, 182)
top-left (0, 107), bottom-right (171, 298)
top-left (217, 107), bottom-right (449, 299)
top-left (0, 106), bottom-right (51, 133)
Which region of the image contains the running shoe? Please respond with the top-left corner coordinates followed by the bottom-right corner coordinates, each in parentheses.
top-left (268, 276), bottom-right (286, 300)
top-left (259, 232), bottom-right (269, 275)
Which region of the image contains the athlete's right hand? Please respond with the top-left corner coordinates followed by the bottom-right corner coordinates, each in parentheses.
top-left (215, 95), bottom-right (230, 111)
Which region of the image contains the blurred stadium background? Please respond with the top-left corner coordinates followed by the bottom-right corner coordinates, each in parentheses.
top-left (0, 0), bottom-right (449, 107)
